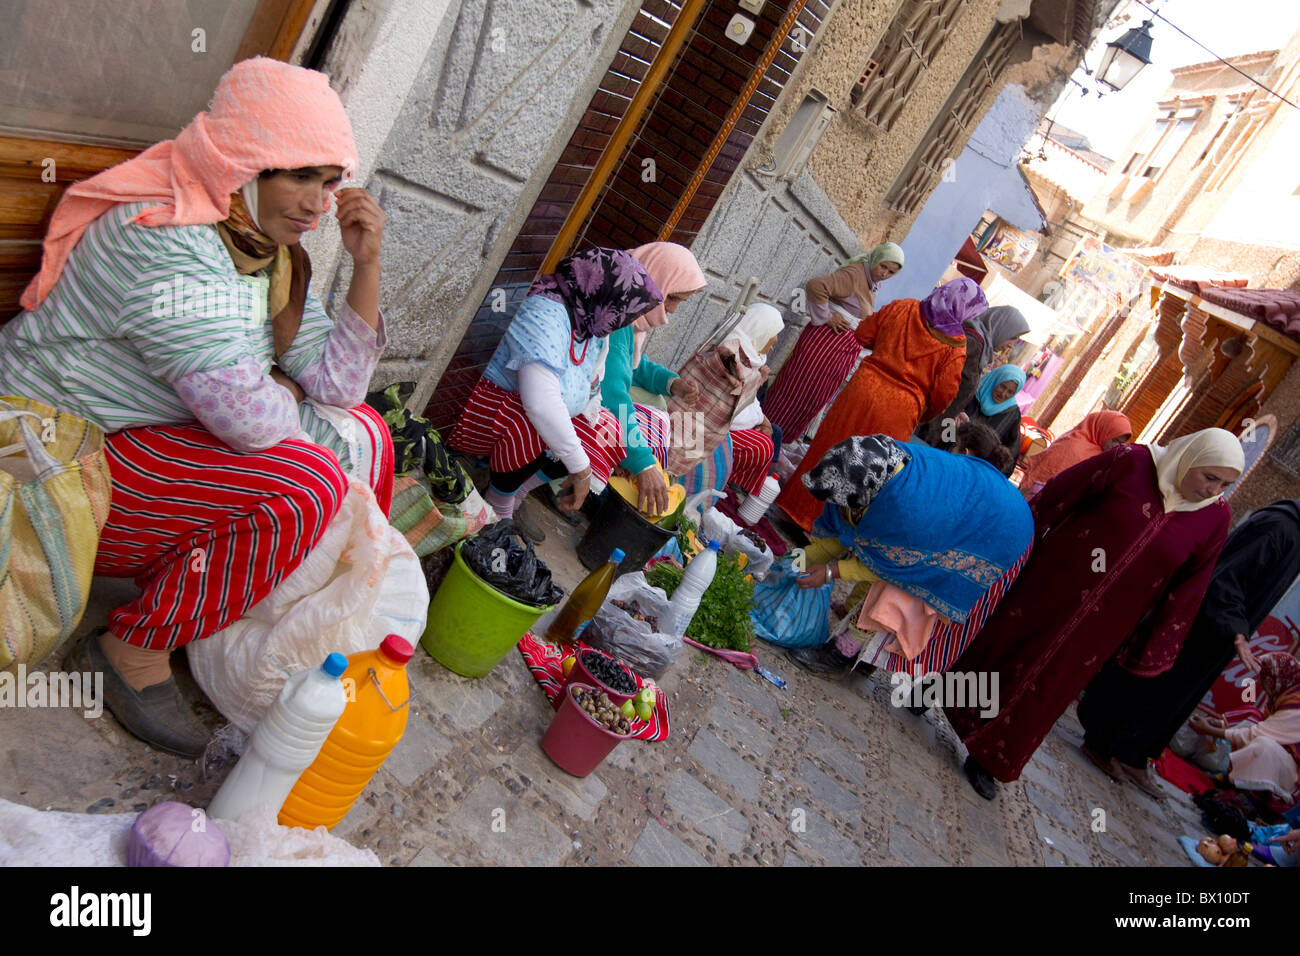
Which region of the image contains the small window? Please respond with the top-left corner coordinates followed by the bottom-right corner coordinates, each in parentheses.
top-left (1141, 116), bottom-right (1197, 179)
top-left (1122, 120), bottom-right (1166, 175)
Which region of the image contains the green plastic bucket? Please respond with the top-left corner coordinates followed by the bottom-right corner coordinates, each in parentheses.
top-left (420, 541), bottom-right (553, 678)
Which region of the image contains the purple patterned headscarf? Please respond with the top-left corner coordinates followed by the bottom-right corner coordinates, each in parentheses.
top-left (919, 277), bottom-right (987, 339)
top-left (527, 248), bottom-right (664, 341)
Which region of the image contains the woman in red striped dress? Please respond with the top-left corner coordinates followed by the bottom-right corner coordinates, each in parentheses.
top-left (763, 243), bottom-right (904, 442)
top-left (2, 60), bottom-right (395, 758)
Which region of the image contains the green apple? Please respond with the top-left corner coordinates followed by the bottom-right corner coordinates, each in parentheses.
top-left (633, 687), bottom-right (656, 722)
top-left (620, 699), bottom-right (636, 720)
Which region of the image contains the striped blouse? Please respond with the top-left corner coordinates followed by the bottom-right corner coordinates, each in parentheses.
top-left (0, 201), bottom-right (384, 457)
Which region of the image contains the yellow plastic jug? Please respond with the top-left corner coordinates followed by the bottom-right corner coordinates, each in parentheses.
top-left (278, 635), bottom-right (412, 830)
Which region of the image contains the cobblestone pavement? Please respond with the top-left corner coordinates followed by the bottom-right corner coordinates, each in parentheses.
top-left (1, 495), bottom-right (1207, 867)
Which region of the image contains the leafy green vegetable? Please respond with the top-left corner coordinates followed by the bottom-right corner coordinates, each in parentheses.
top-left (644, 561), bottom-right (684, 596)
top-left (645, 553), bottom-right (754, 653)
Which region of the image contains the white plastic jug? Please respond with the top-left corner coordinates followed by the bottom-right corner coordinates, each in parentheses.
top-left (668, 539), bottom-right (722, 637)
top-left (737, 474), bottom-right (780, 526)
top-left (207, 654), bottom-right (348, 822)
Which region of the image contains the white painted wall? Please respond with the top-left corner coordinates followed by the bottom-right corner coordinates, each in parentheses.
top-left (1201, 105), bottom-right (1300, 251)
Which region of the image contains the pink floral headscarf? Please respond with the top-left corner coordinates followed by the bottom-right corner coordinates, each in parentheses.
top-left (527, 248), bottom-right (663, 341)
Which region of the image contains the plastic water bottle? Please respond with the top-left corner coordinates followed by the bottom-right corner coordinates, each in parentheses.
top-left (207, 653), bottom-right (348, 822)
top-left (737, 474), bottom-right (780, 525)
top-left (669, 539), bottom-right (722, 636)
top-left (278, 635), bottom-right (414, 830)
top-left (544, 547), bottom-right (625, 645)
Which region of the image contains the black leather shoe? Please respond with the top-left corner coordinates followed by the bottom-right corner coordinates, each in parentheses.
top-left (73, 633), bottom-right (209, 760)
top-left (963, 756), bottom-right (997, 800)
top-left (785, 643), bottom-right (853, 678)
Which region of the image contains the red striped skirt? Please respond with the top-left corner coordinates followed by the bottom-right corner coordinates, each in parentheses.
top-left (729, 427), bottom-right (776, 497)
top-left (94, 404), bottom-right (395, 650)
top-left (449, 379), bottom-right (668, 484)
top-left (763, 323), bottom-right (862, 440)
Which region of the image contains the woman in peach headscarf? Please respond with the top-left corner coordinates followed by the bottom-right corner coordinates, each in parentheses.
top-left (0, 58), bottom-right (392, 758)
top-left (1018, 410), bottom-right (1132, 499)
top-left (598, 242), bottom-right (706, 515)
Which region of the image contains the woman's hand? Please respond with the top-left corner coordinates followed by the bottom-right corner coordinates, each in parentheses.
top-left (1189, 713), bottom-right (1228, 738)
top-left (797, 563), bottom-right (833, 589)
top-left (1271, 829), bottom-right (1300, 853)
top-left (335, 188), bottom-right (385, 266)
top-left (669, 376), bottom-right (699, 407)
top-left (828, 313), bottom-right (853, 334)
top-left (756, 418), bottom-right (773, 436)
top-left (1235, 634), bottom-right (1261, 673)
top-left (757, 364), bottom-right (771, 382)
top-left (557, 467), bottom-right (591, 512)
top-left (635, 466), bottom-right (670, 516)
top-left (269, 367), bottom-right (304, 403)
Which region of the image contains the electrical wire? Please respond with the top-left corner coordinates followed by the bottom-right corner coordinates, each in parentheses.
top-left (1130, 0), bottom-right (1300, 110)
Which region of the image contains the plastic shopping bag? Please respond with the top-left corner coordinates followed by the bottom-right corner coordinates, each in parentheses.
top-left (749, 560), bottom-right (830, 648)
top-left (587, 572), bottom-right (681, 678)
top-left (187, 480), bottom-right (429, 733)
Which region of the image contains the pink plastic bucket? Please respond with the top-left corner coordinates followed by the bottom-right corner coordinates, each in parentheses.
top-left (541, 683), bottom-right (628, 777)
top-left (554, 646), bottom-right (638, 711)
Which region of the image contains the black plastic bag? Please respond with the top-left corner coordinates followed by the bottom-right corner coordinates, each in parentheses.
top-left (460, 521), bottom-right (564, 608)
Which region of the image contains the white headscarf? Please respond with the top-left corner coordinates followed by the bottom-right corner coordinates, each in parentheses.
top-left (733, 302), bottom-right (785, 366)
top-left (1147, 428), bottom-right (1245, 513)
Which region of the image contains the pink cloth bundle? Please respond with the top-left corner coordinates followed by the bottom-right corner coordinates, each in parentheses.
top-left (855, 580), bottom-right (940, 662)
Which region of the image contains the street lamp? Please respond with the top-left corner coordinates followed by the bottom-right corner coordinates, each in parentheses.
top-left (1095, 19), bottom-right (1155, 92)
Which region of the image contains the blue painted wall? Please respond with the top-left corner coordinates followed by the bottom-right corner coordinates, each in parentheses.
top-left (877, 84), bottom-right (1044, 308)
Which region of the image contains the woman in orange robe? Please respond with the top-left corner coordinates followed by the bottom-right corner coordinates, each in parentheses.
top-left (775, 278), bottom-right (985, 531)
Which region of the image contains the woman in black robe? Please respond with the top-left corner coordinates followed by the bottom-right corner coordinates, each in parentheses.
top-left (1078, 498), bottom-right (1300, 796)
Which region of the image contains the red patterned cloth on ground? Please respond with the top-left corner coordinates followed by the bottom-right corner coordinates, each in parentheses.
top-left (517, 633), bottom-right (670, 742)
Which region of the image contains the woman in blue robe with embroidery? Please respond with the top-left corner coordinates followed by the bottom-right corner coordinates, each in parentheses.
top-left (785, 436), bottom-right (1034, 680)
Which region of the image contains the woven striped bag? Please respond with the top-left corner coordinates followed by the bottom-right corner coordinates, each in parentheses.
top-left (664, 337), bottom-right (763, 476)
top-left (0, 397), bottom-right (112, 672)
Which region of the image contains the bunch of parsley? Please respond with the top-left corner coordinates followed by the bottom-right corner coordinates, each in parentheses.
top-left (645, 552), bottom-right (754, 653)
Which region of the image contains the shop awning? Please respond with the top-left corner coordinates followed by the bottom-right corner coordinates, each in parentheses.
top-left (983, 271), bottom-right (1083, 346)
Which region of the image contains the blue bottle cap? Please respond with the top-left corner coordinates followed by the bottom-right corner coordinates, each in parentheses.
top-left (706, 539), bottom-right (722, 551)
top-left (321, 652), bottom-right (348, 678)
top-left (609, 548), bottom-right (626, 564)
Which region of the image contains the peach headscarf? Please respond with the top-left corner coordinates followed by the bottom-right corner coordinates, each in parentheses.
top-left (629, 241), bottom-right (706, 366)
top-left (22, 57), bottom-right (358, 310)
top-left (1020, 410), bottom-right (1132, 494)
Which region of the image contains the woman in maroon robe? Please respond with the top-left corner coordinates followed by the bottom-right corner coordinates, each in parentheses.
top-left (944, 428), bottom-right (1245, 799)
